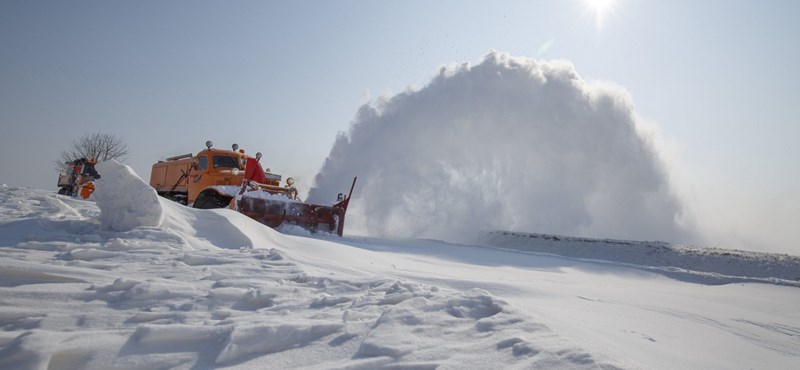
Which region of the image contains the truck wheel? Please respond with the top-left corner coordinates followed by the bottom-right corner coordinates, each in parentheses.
top-left (193, 190), bottom-right (232, 209)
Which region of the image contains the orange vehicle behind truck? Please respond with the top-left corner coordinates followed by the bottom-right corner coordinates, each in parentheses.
top-left (58, 157), bottom-right (100, 199)
top-left (150, 141), bottom-right (356, 235)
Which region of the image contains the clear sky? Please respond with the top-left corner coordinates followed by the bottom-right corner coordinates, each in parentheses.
top-left (1, 1), bottom-right (798, 252)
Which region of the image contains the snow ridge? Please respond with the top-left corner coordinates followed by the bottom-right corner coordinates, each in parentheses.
top-left (481, 231), bottom-right (800, 285)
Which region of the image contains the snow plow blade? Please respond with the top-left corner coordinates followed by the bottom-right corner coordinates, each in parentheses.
top-left (238, 177), bottom-right (356, 236)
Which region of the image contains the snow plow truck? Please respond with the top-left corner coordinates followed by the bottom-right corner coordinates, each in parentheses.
top-left (149, 141), bottom-right (356, 236)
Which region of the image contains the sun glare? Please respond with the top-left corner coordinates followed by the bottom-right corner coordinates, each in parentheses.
top-left (585, 0), bottom-right (616, 29)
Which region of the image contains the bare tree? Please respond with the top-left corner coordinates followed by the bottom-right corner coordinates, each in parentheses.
top-left (55, 132), bottom-right (130, 173)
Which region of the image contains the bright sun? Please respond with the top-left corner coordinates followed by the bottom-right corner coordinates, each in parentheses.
top-left (585, 0), bottom-right (616, 29)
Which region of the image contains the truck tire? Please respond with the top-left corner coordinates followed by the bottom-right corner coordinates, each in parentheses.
top-left (193, 189), bottom-right (232, 209)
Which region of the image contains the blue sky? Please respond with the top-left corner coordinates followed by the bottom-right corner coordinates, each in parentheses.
top-left (1, 1), bottom-right (798, 252)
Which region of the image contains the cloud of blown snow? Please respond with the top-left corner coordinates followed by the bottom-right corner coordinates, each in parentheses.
top-left (309, 51), bottom-right (695, 244)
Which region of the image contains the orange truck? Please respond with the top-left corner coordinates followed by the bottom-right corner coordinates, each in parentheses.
top-left (149, 141), bottom-right (356, 236)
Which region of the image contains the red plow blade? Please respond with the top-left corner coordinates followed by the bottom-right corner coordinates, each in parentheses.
top-left (238, 177), bottom-right (356, 236)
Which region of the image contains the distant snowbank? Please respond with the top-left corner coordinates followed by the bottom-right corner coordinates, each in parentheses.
top-left (481, 231), bottom-right (800, 284)
top-left (94, 160), bottom-right (164, 231)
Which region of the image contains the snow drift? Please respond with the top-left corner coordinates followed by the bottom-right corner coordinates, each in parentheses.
top-left (94, 160), bottom-right (164, 231)
top-left (310, 51), bottom-right (691, 244)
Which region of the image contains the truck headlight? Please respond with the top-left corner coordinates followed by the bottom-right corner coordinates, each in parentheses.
top-left (286, 177), bottom-right (294, 186)
top-left (231, 168), bottom-right (240, 176)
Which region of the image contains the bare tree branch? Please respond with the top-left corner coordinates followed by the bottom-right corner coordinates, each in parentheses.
top-left (54, 132), bottom-right (129, 173)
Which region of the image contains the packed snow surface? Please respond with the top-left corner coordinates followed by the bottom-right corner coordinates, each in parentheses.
top-left (1, 162), bottom-right (799, 369)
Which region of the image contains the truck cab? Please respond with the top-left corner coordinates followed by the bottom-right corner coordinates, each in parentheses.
top-left (149, 141), bottom-right (290, 206)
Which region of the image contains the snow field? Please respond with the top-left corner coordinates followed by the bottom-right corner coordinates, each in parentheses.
top-left (0, 162), bottom-right (619, 369)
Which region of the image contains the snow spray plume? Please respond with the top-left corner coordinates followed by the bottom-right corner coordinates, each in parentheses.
top-left (310, 51), bottom-right (693, 243)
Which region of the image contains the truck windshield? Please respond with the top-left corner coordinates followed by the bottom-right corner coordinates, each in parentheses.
top-left (212, 155), bottom-right (240, 169)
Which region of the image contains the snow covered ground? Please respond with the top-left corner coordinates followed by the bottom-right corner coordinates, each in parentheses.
top-left (1, 161), bottom-right (799, 369)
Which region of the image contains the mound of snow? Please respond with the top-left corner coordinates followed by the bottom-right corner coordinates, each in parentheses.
top-left (94, 160), bottom-right (164, 231)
